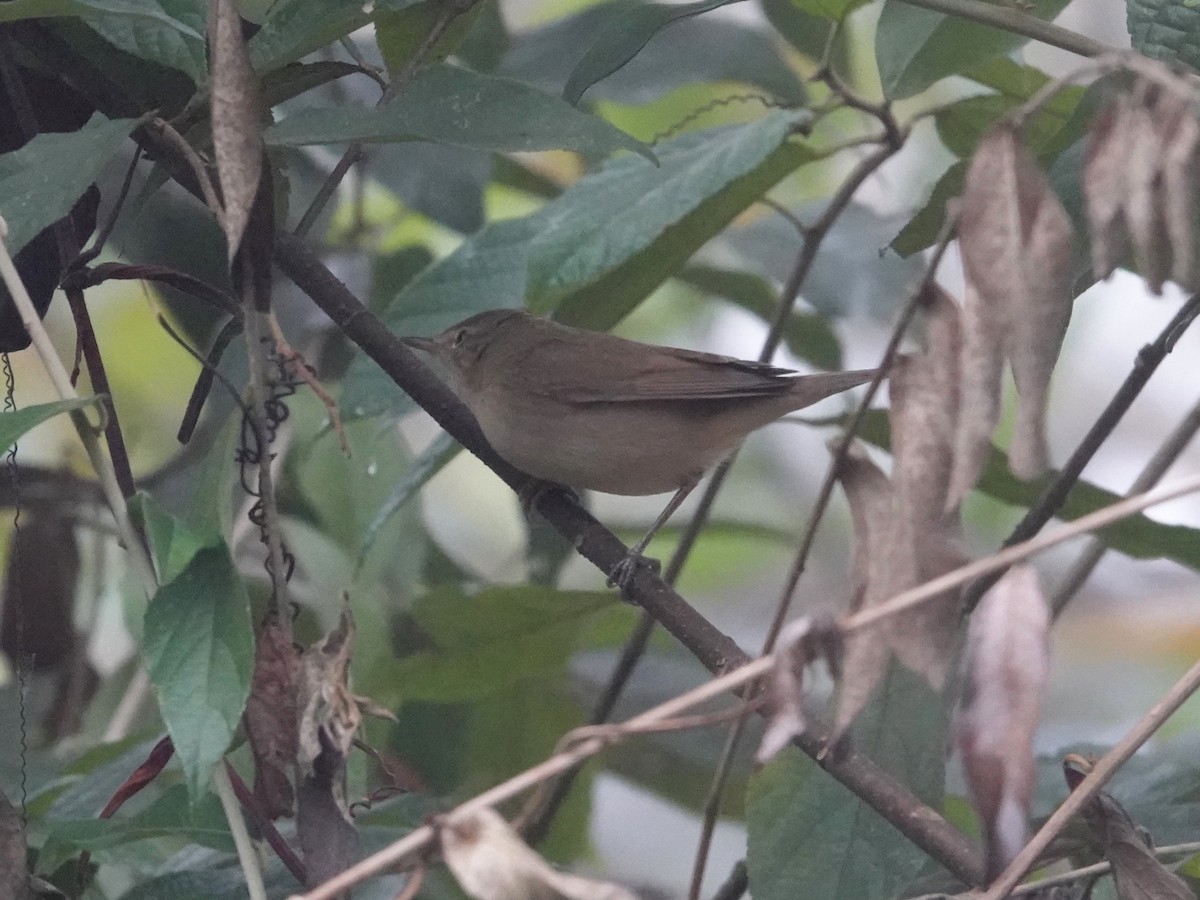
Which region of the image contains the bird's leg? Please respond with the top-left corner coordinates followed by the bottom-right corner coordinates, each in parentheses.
top-left (517, 478), bottom-right (580, 518)
top-left (607, 474), bottom-right (700, 596)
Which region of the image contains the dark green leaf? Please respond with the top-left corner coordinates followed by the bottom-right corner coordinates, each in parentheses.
top-left (248, 0), bottom-right (372, 71)
top-left (0, 114), bottom-right (139, 256)
top-left (679, 264), bottom-right (842, 369)
top-left (890, 160), bottom-right (964, 257)
top-left (562, 0), bottom-right (736, 105)
top-left (790, 0), bottom-right (871, 21)
top-left (1127, 0), bottom-right (1200, 72)
top-left (368, 586), bottom-right (634, 702)
top-left (856, 410), bottom-right (1200, 571)
top-left (374, 0), bottom-right (485, 76)
top-left (0, 398), bottom-right (102, 454)
top-left (83, 0), bottom-right (206, 81)
top-left (874, 0), bottom-right (1071, 99)
top-left (760, 0), bottom-right (835, 59)
top-left (342, 112), bottom-right (811, 416)
top-left (0, 0), bottom-right (201, 29)
top-left (748, 664), bottom-right (946, 899)
top-left (143, 545), bottom-right (253, 798)
top-left (265, 63), bottom-right (653, 161)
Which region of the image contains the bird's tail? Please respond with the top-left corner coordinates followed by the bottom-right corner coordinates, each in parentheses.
top-left (788, 368), bottom-right (879, 411)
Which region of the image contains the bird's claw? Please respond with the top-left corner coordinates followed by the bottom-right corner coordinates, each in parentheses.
top-left (517, 479), bottom-right (579, 517)
top-left (606, 552), bottom-right (661, 598)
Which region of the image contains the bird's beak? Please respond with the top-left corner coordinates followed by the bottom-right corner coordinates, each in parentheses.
top-left (401, 335), bottom-right (436, 353)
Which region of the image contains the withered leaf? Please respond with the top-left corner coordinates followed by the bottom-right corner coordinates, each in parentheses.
top-left (297, 609), bottom-right (361, 886)
top-left (1124, 84), bottom-right (1175, 295)
top-left (960, 124), bottom-right (1074, 480)
top-left (1162, 98), bottom-right (1200, 291)
top-left (1083, 93), bottom-right (1135, 283)
top-left (957, 565), bottom-right (1050, 879)
top-left (244, 612), bottom-right (300, 819)
top-left (209, 0), bottom-right (264, 261)
top-left (756, 616), bottom-right (842, 764)
top-left (949, 279), bottom-right (1003, 510)
top-left (441, 807), bottom-right (638, 900)
top-left (1075, 785), bottom-right (1192, 900)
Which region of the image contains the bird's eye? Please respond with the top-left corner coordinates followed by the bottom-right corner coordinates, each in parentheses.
top-left (452, 329), bottom-right (467, 347)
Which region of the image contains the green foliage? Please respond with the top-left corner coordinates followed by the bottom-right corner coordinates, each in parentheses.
top-left (1127, 0), bottom-right (1200, 72)
top-left (0, 398), bottom-right (103, 453)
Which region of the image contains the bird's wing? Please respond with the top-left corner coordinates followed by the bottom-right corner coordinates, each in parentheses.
top-left (528, 337), bottom-right (799, 403)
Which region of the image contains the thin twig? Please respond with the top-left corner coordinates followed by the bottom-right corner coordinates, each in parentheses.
top-left (151, 118), bottom-right (221, 214)
top-left (224, 761), bottom-right (307, 885)
top-left (213, 765), bottom-right (268, 900)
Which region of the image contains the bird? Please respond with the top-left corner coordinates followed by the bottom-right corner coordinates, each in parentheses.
top-left (404, 308), bottom-right (876, 589)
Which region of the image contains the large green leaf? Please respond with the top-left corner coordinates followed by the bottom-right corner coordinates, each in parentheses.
top-left (83, 0), bottom-right (205, 81)
top-left (874, 0), bottom-right (1072, 99)
top-left (0, 398), bottom-right (102, 453)
top-left (0, 0), bottom-right (201, 28)
top-left (265, 63), bottom-right (653, 161)
top-left (143, 545), bottom-right (253, 799)
top-left (747, 665), bottom-right (947, 900)
top-left (342, 111), bottom-right (812, 416)
top-left (562, 0), bottom-right (737, 104)
top-left (1127, 0), bottom-right (1200, 72)
top-left (130, 492), bottom-right (220, 584)
top-left (368, 586), bottom-right (634, 703)
top-left (0, 114), bottom-right (140, 256)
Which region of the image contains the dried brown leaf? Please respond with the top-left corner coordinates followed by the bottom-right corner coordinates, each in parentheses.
top-left (244, 612), bottom-right (300, 819)
top-left (1078, 789), bottom-right (1192, 900)
top-left (756, 616), bottom-right (843, 763)
top-left (957, 565), bottom-right (1050, 879)
top-left (960, 124), bottom-right (1074, 480)
top-left (1083, 94), bottom-right (1135, 282)
top-left (209, 0), bottom-right (263, 261)
top-left (948, 279), bottom-right (1004, 509)
top-left (1163, 100), bottom-right (1200, 291)
top-left (1124, 84), bottom-right (1175, 295)
top-left (441, 807), bottom-right (639, 900)
top-left (296, 609), bottom-right (361, 886)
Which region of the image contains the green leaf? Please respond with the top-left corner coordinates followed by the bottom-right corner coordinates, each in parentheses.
top-left (562, 0), bottom-right (735, 105)
top-left (678, 265), bottom-right (842, 369)
top-left (356, 430), bottom-right (459, 571)
top-left (248, 0), bottom-right (372, 71)
top-left (83, 0), bottom-right (206, 81)
top-left (129, 493), bottom-right (221, 584)
top-left (855, 410), bottom-right (1200, 571)
top-left (1127, 0), bottom-right (1200, 72)
top-left (369, 586), bottom-right (634, 702)
top-left (143, 545), bottom-right (253, 799)
top-left (265, 63), bottom-right (653, 161)
top-left (342, 112), bottom-right (812, 416)
top-left (0, 398), bottom-right (102, 453)
top-left (890, 159), bottom-right (964, 257)
top-left (0, 114), bottom-right (140, 256)
top-left (760, 0), bottom-right (835, 59)
top-left (874, 0), bottom-right (1072, 99)
top-left (0, 0), bottom-right (201, 29)
top-left (748, 666), bottom-right (947, 900)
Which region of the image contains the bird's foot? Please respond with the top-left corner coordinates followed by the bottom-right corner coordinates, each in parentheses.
top-left (606, 551), bottom-right (661, 599)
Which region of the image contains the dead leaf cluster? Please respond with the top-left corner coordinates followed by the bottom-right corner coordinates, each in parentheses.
top-left (829, 288), bottom-right (971, 746)
top-left (958, 123), bottom-right (1075, 486)
top-left (755, 615), bottom-right (842, 764)
top-left (957, 566), bottom-right (1051, 880)
top-left (1084, 75), bottom-right (1200, 295)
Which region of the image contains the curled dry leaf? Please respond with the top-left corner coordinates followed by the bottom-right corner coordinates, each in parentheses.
top-left (956, 565), bottom-right (1050, 880)
top-left (1161, 94), bottom-right (1200, 291)
top-left (296, 609), bottom-right (361, 886)
top-left (959, 123), bottom-right (1074, 481)
top-left (244, 611), bottom-right (300, 819)
top-left (209, 0), bottom-right (264, 261)
top-left (948, 279), bottom-right (1003, 510)
top-left (756, 615), bottom-right (843, 764)
top-left (441, 807), bottom-right (639, 900)
top-left (1064, 758), bottom-right (1193, 900)
top-left (1084, 93), bottom-right (1135, 283)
